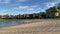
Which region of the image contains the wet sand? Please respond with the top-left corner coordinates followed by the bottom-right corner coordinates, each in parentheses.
top-left (0, 19), bottom-right (60, 34)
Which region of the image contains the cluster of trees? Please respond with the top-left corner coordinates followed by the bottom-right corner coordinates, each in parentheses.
top-left (0, 12), bottom-right (46, 19)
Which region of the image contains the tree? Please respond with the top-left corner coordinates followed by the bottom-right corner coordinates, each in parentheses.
top-left (0, 15), bottom-right (2, 18)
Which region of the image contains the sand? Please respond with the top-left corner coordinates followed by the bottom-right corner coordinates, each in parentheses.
top-left (0, 19), bottom-right (60, 34)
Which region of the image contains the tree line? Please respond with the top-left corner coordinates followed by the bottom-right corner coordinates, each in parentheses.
top-left (0, 12), bottom-right (46, 19)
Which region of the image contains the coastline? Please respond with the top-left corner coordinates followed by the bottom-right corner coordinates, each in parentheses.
top-left (0, 19), bottom-right (60, 34)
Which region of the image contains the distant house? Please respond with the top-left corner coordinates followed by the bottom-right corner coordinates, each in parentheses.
top-left (23, 14), bottom-right (30, 17)
top-left (1, 15), bottom-right (5, 18)
top-left (46, 6), bottom-right (59, 18)
top-left (1, 14), bottom-right (11, 18)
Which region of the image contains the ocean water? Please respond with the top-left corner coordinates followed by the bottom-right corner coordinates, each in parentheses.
top-left (0, 19), bottom-right (26, 28)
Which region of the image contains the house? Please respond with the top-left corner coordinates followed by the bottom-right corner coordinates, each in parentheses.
top-left (1, 14), bottom-right (12, 18)
top-left (46, 6), bottom-right (59, 18)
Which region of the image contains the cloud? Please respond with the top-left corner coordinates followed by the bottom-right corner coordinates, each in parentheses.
top-left (27, 8), bottom-right (34, 10)
top-left (19, 0), bottom-right (28, 2)
top-left (45, 2), bottom-right (56, 8)
top-left (0, 0), bottom-right (10, 4)
top-left (45, 0), bottom-right (60, 8)
top-left (19, 6), bottom-right (29, 9)
top-left (14, 6), bottom-right (39, 11)
top-left (14, 0), bottom-right (28, 2)
top-left (13, 5), bottom-right (41, 14)
top-left (58, 0), bottom-right (60, 1)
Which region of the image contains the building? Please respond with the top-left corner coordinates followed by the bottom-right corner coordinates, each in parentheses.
top-left (46, 6), bottom-right (59, 18)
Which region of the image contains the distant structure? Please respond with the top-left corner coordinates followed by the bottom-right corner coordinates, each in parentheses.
top-left (46, 7), bottom-right (57, 18)
top-left (56, 3), bottom-right (60, 16)
top-left (1, 14), bottom-right (12, 18)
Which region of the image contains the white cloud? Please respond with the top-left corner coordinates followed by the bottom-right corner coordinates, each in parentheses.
top-left (58, 0), bottom-right (60, 1)
top-left (38, 8), bottom-right (41, 9)
top-left (30, 5), bottom-right (38, 8)
top-left (19, 6), bottom-right (29, 9)
top-left (45, 2), bottom-right (56, 8)
top-left (0, 0), bottom-right (10, 4)
top-left (27, 8), bottom-right (34, 10)
top-left (15, 0), bottom-right (28, 2)
top-left (14, 6), bottom-right (38, 11)
top-left (13, 5), bottom-right (41, 13)
top-left (45, 0), bottom-right (60, 8)
top-left (14, 7), bottom-right (19, 9)
top-left (19, 0), bottom-right (28, 2)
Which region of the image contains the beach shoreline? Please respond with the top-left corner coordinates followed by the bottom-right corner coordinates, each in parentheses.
top-left (0, 19), bottom-right (60, 34)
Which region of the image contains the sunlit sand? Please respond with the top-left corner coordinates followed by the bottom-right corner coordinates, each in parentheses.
top-left (0, 19), bottom-right (60, 34)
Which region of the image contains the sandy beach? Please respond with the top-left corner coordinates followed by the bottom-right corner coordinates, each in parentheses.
top-left (0, 19), bottom-right (60, 34)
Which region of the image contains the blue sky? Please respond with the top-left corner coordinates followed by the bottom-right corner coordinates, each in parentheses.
top-left (0, 0), bottom-right (60, 15)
